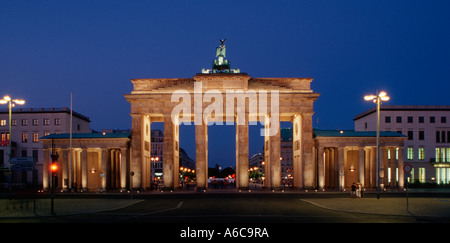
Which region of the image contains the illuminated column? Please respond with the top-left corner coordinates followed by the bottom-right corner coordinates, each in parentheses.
top-left (268, 118), bottom-right (281, 189)
top-left (292, 114), bottom-right (303, 189)
top-left (380, 147), bottom-right (386, 190)
top-left (301, 112), bottom-right (314, 189)
top-left (81, 147), bottom-right (88, 191)
top-left (338, 147), bottom-right (345, 191)
top-left (364, 147), bottom-right (371, 187)
top-left (163, 115), bottom-right (179, 190)
top-left (264, 115), bottom-right (271, 188)
top-left (389, 148), bottom-right (396, 188)
top-left (317, 146), bottom-right (325, 190)
top-left (110, 149), bottom-right (116, 188)
top-left (236, 113), bottom-right (249, 190)
top-left (397, 147), bottom-right (404, 189)
top-left (62, 148), bottom-right (69, 190)
top-left (358, 147), bottom-right (365, 187)
top-left (370, 147), bottom-right (376, 188)
top-left (120, 148), bottom-right (128, 191)
top-left (195, 119), bottom-right (208, 189)
top-left (264, 114), bottom-right (281, 189)
top-left (43, 148), bottom-right (50, 190)
top-left (101, 148), bottom-right (107, 191)
top-left (130, 114), bottom-right (143, 189)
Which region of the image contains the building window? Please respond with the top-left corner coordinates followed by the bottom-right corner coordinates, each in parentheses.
top-left (22, 133), bottom-right (28, 143)
top-left (418, 168), bottom-right (426, 183)
top-left (32, 150), bottom-right (38, 162)
top-left (409, 168), bottom-right (415, 182)
top-left (437, 131), bottom-right (441, 143)
top-left (407, 147), bottom-right (414, 160)
top-left (44, 118), bottom-right (50, 125)
top-left (419, 131), bottom-right (425, 140)
top-left (436, 168), bottom-right (450, 184)
top-left (0, 120), bottom-right (6, 126)
top-left (385, 116), bottom-right (391, 123)
top-left (33, 132), bottom-right (39, 143)
top-left (435, 148), bottom-right (450, 162)
top-left (419, 116), bottom-right (424, 123)
top-left (32, 119), bottom-right (38, 126)
top-left (396, 116), bottom-right (402, 123)
top-left (408, 131), bottom-right (413, 140)
top-left (22, 119), bottom-right (28, 126)
top-left (21, 150), bottom-right (27, 157)
top-left (430, 116), bottom-right (435, 123)
top-left (418, 147), bottom-right (425, 160)
top-left (55, 118), bottom-right (61, 125)
top-left (442, 117), bottom-right (447, 123)
top-left (11, 119), bottom-right (16, 126)
top-left (407, 116), bottom-right (413, 123)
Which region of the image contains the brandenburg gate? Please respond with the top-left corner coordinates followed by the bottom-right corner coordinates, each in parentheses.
top-left (124, 40), bottom-right (320, 190)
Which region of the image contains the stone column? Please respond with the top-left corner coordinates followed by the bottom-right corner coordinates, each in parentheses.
top-left (358, 147), bottom-right (365, 187)
top-left (62, 148), bottom-right (69, 190)
top-left (195, 119), bottom-right (208, 189)
top-left (130, 114), bottom-right (151, 190)
top-left (301, 113), bottom-right (314, 189)
top-left (269, 121), bottom-right (281, 190)
top-left (338, 147), bottom-right (345, 191)
top-left (317, 146), bottom-right (325, 190)
top-left (292, 114), bottom-right (303, 189)
top-left (236, 113), bottom-right (249, 190)
top-left (81, 147), bottom-right (88, 191)
top-left (389, 148), bottom-right (396, 188)
top-left (43, 148), bottom-right (50, 190)
top-left (379, 147), bottom-right (386, 190)
top-left (397, 147), bottom-right (404, 189)
top-left (263, 114), bottom-right (281, 189)
top-left (370, 147), bottom-right (376, 188)
top-left (110, 149), bottom-right (116, 188)
top-left (364, 147), bottom-right (371, 187)
top-left (101, 148), bottom-right (107, 191)
top-left (120, 148), bottom-right (128, 191)
top-left (130, 114), bottom-right (143, 189)
top-left (163, 115), bottom-right (179, 190)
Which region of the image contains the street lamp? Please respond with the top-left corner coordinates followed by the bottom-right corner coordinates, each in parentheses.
top-left (0, 95), bottom-right (25, 192)
top-left (364, 91), bottom-right (389, 199)
top-left (0, 96), bottom-right (25, 161)
top-left (150, 156), bottom-right (159, 189)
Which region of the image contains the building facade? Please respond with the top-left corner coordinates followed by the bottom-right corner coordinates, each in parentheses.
top-left (313, 130), bottom-right (407, 190)
top-left (354, 105), bottom-right (450, 184)
top-left (40, 133), bottom-right (130, 192)
top-left (0, 107), bottom-right (90, 186)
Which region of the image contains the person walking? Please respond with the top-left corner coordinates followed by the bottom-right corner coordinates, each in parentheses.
top-left (355, 183), bottom-right (360, 198)
top-left (351, 182), bottom-right (356, 198)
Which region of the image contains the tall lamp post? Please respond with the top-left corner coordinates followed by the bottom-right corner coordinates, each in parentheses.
top-left (0, 95), bottom-right (25, 192)
top-left (150, 156), bottom-right (159, 189)
top-left (364, 91), bottom-right (390, 199)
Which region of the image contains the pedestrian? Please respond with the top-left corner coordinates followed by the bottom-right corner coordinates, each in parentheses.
top-left (356, 183), bottom-right (362, 198)
top-left (351, 182), bottom-right (356, 198)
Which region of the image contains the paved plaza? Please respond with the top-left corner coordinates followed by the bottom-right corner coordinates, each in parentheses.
top-left (1, 189), bottom-right (449, 223)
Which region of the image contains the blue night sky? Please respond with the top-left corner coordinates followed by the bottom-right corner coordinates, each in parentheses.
top-left (1, 1), bottom-right (449, 168)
